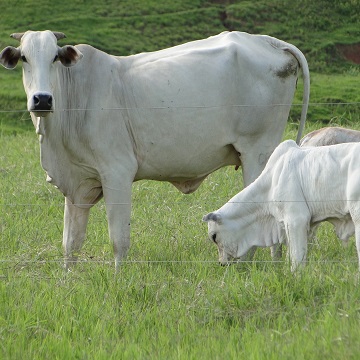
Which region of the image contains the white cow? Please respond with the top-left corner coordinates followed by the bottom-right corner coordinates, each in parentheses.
top-left (203, 140), bottom-right (360, 272)
top-left (300, 126), bottom-right (360, 147)
top-left (0, 30), bottom-right (309, 270)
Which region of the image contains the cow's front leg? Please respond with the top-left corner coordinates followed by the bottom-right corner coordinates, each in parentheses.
top-left (102, 182), bottom-right (133, 271)
top-left (63, 197), bottom-right (90, 270)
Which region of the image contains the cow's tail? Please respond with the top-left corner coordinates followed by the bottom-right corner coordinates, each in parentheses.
top-left (282, 45), bottom-right (310, 144)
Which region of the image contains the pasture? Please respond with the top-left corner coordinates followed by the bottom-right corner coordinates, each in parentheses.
top-left (1, 121), bottom-right (360, 359)
top-left (1, 0), bottom-right (360, 358)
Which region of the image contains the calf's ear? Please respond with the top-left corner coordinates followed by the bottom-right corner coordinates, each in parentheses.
top-left (202, 212), bottom-right (222, 224)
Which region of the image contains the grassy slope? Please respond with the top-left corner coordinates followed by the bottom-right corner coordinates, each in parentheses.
top-left (0, 0), bottom-right (359, 133)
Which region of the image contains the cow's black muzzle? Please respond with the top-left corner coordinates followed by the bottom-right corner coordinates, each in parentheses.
top-left (33, 94), bottom-right (53, 111)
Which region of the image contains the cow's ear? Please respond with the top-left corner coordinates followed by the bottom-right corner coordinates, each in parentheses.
top-left (0, 46), bottom-right (21, 69)
top-left (58, 45), bottom-right (83, 67)
top-left (202, 212), bottom-right (222, 224)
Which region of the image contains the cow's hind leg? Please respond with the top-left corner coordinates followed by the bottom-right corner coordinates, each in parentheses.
top-left (102, 181), bottom-right (133, 271)
top-left (63, 197), bottom-right (90, 270)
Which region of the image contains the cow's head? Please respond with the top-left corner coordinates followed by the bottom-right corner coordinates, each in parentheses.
top-left (203, 212), bottom-right (249, 265)
top-left (0, 30), bottom-right (83, 117)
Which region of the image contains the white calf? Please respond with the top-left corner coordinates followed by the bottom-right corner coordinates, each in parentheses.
top-left (203, 140), bottom-right (360, 272)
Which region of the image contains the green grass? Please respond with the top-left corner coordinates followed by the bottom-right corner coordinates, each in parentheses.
top-left (1, 124), bottom-right (360, 359)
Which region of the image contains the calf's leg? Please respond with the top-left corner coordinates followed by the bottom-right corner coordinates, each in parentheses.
top-left (284, 217), bottom-right (309, 272)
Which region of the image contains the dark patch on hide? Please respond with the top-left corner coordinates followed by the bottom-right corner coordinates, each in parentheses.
top-left (275, 60), bottom-right (298, 79)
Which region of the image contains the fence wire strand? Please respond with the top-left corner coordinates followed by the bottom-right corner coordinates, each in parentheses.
top-left (1, 101), bottom-right (360, 267)
top-left (0, 101), bottom-right (359, 114)
top-left (2, 199), bottom-right (360, 206)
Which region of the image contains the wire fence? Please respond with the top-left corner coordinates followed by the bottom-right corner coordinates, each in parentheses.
top-left (0, 101), bottom-right (360, 113)
top-left (1, 101), bottom-right (360, 269)
top-left (3, 199), bottom-right (360, 206)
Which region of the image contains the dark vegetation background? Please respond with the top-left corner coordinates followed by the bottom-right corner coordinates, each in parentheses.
top-left (0, 0), bottom-right (359, 134)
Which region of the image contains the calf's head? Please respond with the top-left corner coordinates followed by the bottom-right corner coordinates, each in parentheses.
top-left (0, 30), bottom-right (83, 117)
top-left (203, 212), bottom-right (251, 265)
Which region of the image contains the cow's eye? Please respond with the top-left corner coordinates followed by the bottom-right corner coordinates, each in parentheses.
top-left (21, 55), bottom-right (27, 63)
top-left (53, 55), bottom-right (59, 62)
top-left (211, 233), bottom-right (217, 244)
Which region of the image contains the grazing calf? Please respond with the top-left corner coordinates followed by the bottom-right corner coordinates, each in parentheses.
top-left (300, 126), bottom-right (360, 147)
top-left (203, 140), bottom-right (360, 272)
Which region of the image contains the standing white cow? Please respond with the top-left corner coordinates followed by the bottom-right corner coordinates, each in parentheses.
top-left (300, 126), bottom-right (360, 147)
top-left (203, 140), bottom-right (360, 272)
top-left (0, 30), bottom-right (309, 270)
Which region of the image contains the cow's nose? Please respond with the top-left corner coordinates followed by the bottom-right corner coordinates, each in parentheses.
top-left (33, 94), bottom-right (53, 111)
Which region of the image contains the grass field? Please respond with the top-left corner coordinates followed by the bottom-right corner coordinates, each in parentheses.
top-left (1, 0), bottom-right (360, 358)
top-left (1, 122), bottom-right (360, 359)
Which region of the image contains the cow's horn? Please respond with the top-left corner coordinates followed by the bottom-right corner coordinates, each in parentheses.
top-left (10, 33), bottom-right (25, 41)
top-left (53, 32), bottom-right (66, 40)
